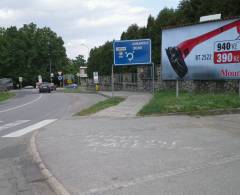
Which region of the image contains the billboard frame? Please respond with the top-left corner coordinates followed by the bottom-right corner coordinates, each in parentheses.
top-left (161, 17), bottom-right (240, 97)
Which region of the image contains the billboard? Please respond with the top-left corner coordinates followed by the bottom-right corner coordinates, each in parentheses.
top-left (113, 39), bottom-right (151, 66)
top-left (162, 18), bottom-right (240, 80)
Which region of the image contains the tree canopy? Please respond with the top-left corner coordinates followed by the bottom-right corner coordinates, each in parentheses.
top-left (87, 0), bottom-right (240, 76)
top-left (0, 23), bottom-right (68, 85)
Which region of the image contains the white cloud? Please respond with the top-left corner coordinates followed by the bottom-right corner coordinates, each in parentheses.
top-left (0, 8), bottom-right (22, 20)
top-left (0, 0), bottom-right (180, 59)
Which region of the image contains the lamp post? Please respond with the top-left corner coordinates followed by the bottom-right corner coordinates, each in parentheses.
top-left (48, 41), bottom-right (52, 83)
top-left (80, 43), bottom-right (90, 60)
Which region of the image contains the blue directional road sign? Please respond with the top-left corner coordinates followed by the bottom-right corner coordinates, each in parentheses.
top-left (113, 39), bottom-right (151, 66)
top-left (58, 75), bottom-right (63, 81)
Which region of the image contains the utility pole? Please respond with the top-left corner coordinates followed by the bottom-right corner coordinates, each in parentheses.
top-left (48, 41), bottom-right (52, 83)
top-left (50, 58), bottom-right (52, 83)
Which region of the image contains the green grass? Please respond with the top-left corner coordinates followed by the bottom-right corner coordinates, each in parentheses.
top-left (139, 90), bottom-right (240, 116)
top-left (0, 91), bottom-right (15, 102)
top-left (77, 97), bottom-right (125, 116)
top-left (63, 87), bottom-right (81, 93)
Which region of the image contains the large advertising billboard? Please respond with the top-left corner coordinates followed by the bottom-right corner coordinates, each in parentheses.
top-left (162, 18), bottom-right (240, 80)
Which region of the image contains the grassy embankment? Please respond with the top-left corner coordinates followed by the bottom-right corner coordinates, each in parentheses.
top-left (0, 91), bottom-right (15, 102)
top-left (63, 87), bottom-right (81, 93)
top-left (139, 90), bottom-right (240, 116)
top-left (77, 97), bottom-right (125, 116)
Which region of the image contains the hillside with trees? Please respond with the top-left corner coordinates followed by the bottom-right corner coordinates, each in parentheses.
top-left (0, 23), bottom-right (86, 85)
top-left (87, 0), bottom-right (240, 77)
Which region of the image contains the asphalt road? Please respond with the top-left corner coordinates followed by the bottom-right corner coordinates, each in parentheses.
top-left (37, 111), bottom-right (240, 195)
top-left (0, 89), bottom-right (105, 195)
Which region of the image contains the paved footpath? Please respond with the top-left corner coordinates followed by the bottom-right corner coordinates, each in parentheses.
top-left (35, 92), bottom-right (240, 195)
top-left (94, 91), bottom-right (152, 117)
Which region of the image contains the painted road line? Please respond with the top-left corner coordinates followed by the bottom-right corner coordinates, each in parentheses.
top-left (0, 94), bottom-right (42, 113)
top-left (0, 120), bottom-right (30, 132)
top-left (2, 119), bottom-right (57, 138)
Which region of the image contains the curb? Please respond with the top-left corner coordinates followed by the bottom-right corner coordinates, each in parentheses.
top-left (97, 91), bottom-right (112, 98)
top-left (30, 131), bottom-right (71, 195)
top-left (138, 108), bottom-right (240, 117)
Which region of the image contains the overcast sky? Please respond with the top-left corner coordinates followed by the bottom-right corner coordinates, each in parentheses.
top-left (0, 0), bottom-right (180, 59)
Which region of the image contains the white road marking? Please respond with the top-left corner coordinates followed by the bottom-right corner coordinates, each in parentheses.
top-left (0, 120), bottom-right (30, 132)
top-left (2, 119), bottom-right (57, 138)
top-left (82, 154), bottom-right (240, 195)
top-left (0, 94), bottom-right (42, 113)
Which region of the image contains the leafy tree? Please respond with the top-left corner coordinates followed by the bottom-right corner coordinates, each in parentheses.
top-left (63, 55), bottom-right (86, 74)
top-left (87, 41), bottom-right (113, 77)
top-left (0, 23), bottom-right (68, 85)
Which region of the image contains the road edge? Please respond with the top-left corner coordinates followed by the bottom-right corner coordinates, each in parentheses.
top-left (30, 131), bottom-right (71, 195)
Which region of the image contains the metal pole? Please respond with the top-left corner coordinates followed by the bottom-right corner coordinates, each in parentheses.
top-left (176, 80), bottom-right (179, 97)
top-left (112, 64), bottom-right (114, 98)
top-left (239, 80), bottom-right (240, 97)
top-left (152, 63), bottom-right (155, 94)
top-left (49, 58), bottom-right (52, 83)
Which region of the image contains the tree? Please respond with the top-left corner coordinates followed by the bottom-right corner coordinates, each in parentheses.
top-left (63, 55), bottom-right (86, 74)
top-left (0, 23), bottom-right (68, 85)
top-left (84, 0), bottom-right (240, 75)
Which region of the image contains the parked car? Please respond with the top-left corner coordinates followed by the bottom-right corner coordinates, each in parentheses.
top-left (0, 78), bottom-right (13, 91)
top-left (24, 85), bottom-right (34, 89)
top-left (49, 83), bottom-right (56, 91)
top-left (39, 82), bottom-right (51, 93)
top-left (65, 83), bottom-right (78, 89)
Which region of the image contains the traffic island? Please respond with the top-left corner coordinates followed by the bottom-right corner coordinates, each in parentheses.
top-left (76, 97), bottom-right (125, 116)
top-left (0, 91), bottom-right (15, 102)
top-left (63, 87), bottom-right (81, 93)
top-left (138, 90), bottom-right (240, 116)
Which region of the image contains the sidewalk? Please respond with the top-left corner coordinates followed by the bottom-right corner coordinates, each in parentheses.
top-left (33, 92), bottom-right (240, 195)
top-left (95, 91), bottom-right (152, 117)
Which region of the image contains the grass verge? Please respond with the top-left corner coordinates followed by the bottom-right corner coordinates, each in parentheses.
top-left (77, 97), bottom-right (125, 116)
top-left (139, 90), bottom-right (240, 116)
top-left (0, 91), bottom-right (15, 102)
top-left (63, 87), bottom-right (81, 93)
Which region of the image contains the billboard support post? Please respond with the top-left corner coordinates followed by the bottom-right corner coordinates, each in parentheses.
top-left (176, 80), bottom-right (179, 97)
top-left (239, 80), bottom-right (240, 97)
top-left (111, 65), bottom-right (114, 98)
top-left (152, 63), bottom-right (155, 93)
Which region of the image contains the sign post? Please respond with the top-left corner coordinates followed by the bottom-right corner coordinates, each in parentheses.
top-left (239, 80), bottom-right (240, 97)
top-left (76, 73), bottom-right (80, 85)
top-left (19, 77), bottom-right (23, 89)
top-left (176, 80), bottom-right (179, 97)
top-left (112, 65), bottom-right (114, 97)
top-left (152, 63), bottom-right (155, 93)
top-left (113, 39), bottom-right (152, 96)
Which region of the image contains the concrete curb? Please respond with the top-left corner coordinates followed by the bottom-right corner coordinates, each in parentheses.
top-left (30, 131), bottom-right (71, 195)
top-left (138, 108), bottom-right (240, 117)
top-left (97, 91), bottom-right (112, 98)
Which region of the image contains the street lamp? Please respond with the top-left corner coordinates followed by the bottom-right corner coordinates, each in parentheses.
top-left (80, 43), bottom-right (90, 60)
top-left (48, 41), bottom-right (53, 83)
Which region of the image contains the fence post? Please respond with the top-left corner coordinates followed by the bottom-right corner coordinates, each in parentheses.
top-left (112, 64), bottom-right (114, 98)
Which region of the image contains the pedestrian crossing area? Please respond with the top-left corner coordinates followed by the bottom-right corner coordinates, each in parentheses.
top-left (0, 119), bottom-right (57, 138)
top-left (0, 120), bottom-right (30, 132)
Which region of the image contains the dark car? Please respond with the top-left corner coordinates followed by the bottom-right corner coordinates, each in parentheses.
top-left (0, 78), bottom-right (13, 91)
top-left (49, 83), bottom-right (56, 91)
top-left (39, 82), bottom-right (51, 93)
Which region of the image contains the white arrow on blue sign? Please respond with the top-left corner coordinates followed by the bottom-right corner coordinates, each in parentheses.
top-left (113, 39), bottom-right (151, 66)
